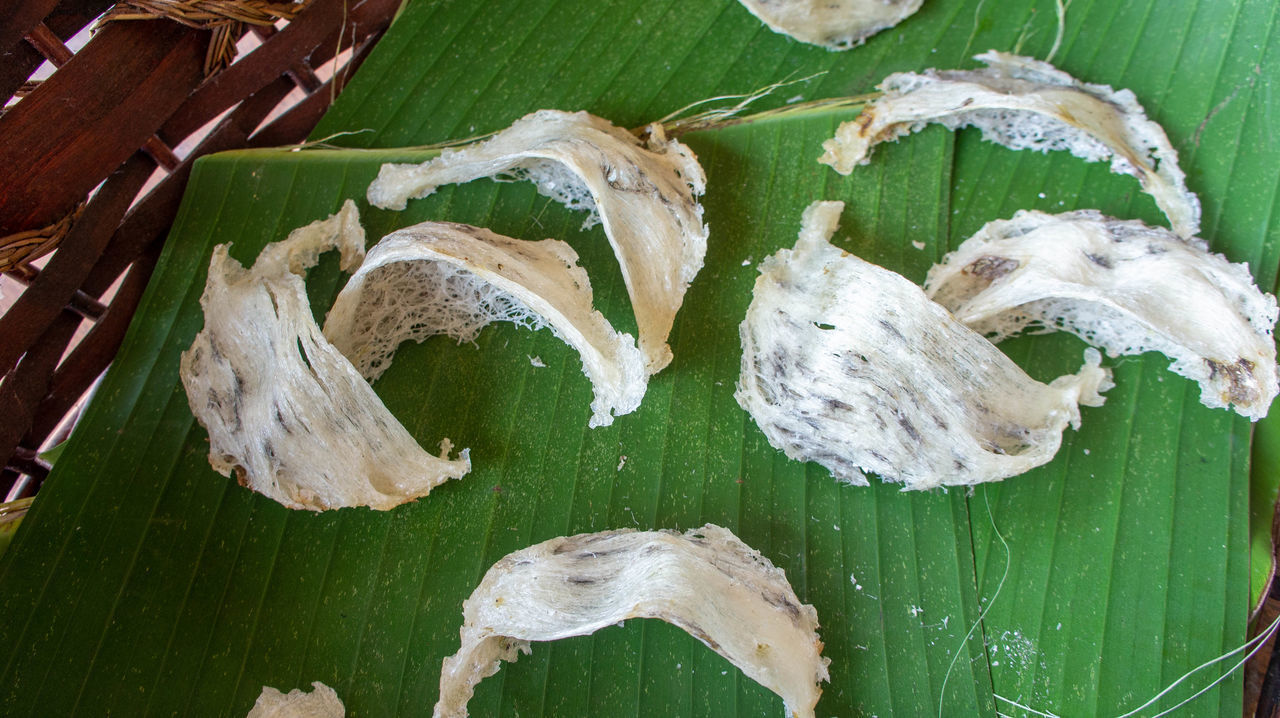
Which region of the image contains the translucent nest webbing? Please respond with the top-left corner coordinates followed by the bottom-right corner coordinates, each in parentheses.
top-left (246, 682), bottom-right (344, 718)
top-left (819, 51), bottom-right (1202, 238)
top-left (926, 209), bottom-right (1279, 420)
top-left (179, 201), bottom-right (470, 511)
top-left (322, 221), bottom-right (648, 428)
top-left (434, 524), bottom-right (829, 718)
top-left (736, 201), bottom-right (1112, 490)
top-left (367, 109), bottom-right (709, 373)
top-left (735, 0), bottom-right (924, 50)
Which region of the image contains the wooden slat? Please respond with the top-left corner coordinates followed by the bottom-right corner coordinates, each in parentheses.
top-left (0, 0), bottom-right (61, 56)
top-left (0, 0), bottom-right (402, 489)
top-left (0, 1), bottom-right (107, 102)
top-left (5, 448), bottom-right (49, 484)
top-left (82, 74), bottom-right (300, 299)
top-left (0, 20), bottom-right (207, 235)
top-left (0, 313), bottom-right (80, 477)
top-left (24, 22), bottom-right (73, 64)
top-left (248, 30), bottom-right (385, 148)
top-left (1247, 595), bottom-right (1280, 715)
top-left (20, 74), bottom-right (305, 452)
top-left (3, 269), bottom-right (106, 320)
top-left (161, 0), bottom-right (399, 143)
top-left (160, 0), bottom-right (344, 141)
top-left (82, 0), bottom-right (398, 295)
top-left (0, 155), bottom-right (154, 380)
top-left (0, 470), bottom-right (22, 500)
top-left (24, 244), bottom-right (159, 454)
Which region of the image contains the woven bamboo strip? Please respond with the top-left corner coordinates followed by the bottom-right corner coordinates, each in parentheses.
top-left (0, 204), bottom-right (84, 274)
top-left (100, 0), bottom-right (306, 73)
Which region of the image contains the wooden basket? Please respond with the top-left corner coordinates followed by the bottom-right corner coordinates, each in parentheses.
top-left (0, 0), bottom-right (400, 498)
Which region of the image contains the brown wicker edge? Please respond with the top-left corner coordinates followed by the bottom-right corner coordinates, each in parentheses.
top-left (0, 0), bottom-right (402, 498)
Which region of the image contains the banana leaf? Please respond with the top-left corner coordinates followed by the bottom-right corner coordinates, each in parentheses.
top-left (0, 0), bottom-right (1276, 716)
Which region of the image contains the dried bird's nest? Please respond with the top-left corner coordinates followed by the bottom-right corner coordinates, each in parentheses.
top-left (323, 220), bottom-right (647, 428)
top-left (736, 0), bottom-right (924, 50)
top-left (180, 201), bottom-right (470, 511)
top-left (367, 109), bottom-right (708, 374)
top-left (926, 210), bottom-right (1279, 419)
top-left (820, 51), bottom-right (1201, 238)
top-left (246, 682), bottom-right (344, 718)
top-left (736, 201), bottom-right (1111, 489)
top-left (435, 524), bottom-right (828, 718)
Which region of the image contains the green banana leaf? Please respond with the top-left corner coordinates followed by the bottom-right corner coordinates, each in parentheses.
top-left (1, 0), bottom-right (1277, 716)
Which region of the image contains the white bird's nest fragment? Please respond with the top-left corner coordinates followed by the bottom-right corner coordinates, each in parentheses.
top-left (819, 51), bottom-right (1202, 238)
top-left (926, 210), bottom-right (1279, 420)
top-left (736, 201), bottom-right (1112, 490)
top-left (736, 0), bottom-right (924, 50)
top-left (179, 201), bottom-right (470, 511)
top-left (367, 110), bottom-right (708, 373)
top-left (246, 682), bottom-right (344, 718)
top-left (323, 221), bottom-right (647, 428)
top-left (434, 524), bottom-right (829, 718)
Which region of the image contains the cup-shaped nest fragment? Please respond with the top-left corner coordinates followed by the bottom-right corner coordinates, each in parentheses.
top-left (736, 201), bottom-right (1112, 490)
top-left (323, 221), bottom-right (648, 428)
top-left (367, 110), bottom-right (708, 373)
top-left (926, 209), bottom-right (1279, 419)
top-left (246, 682), bottom-right (344, 718)
top-left (434, 524), bottom-right (829, 718)
top-left (736, 0), bottom-right (924, 50)
top-left (179, 201), bottom-right (470, 511)
top-left (820, 51), bottom-right (1201, 238)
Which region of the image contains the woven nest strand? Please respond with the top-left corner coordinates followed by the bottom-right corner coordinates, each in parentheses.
top-left (99, 0), bottom-right (306, 74)
top-left (0, 203), bottom-right (85, 275)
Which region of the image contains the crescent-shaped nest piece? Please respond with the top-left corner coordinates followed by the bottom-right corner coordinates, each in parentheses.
top-left (434, 524), bottom-right (829, 718)
top-left (179, 201), bottom-right (470, 511)
top-left (819, 51), bottom-right (1201, 238)
top-left (736, 201), bottom-right (1112, 490)
top-left (736, 0), bottom-right (924, 50)
top-left (246, 682), bottom-right (344, 718)
top-left (322, 221), bottom-right (647, 428)
top-left (367, 109), bottom-right (709, 373)
top-left (925, 210), bottom-right (1280, 420)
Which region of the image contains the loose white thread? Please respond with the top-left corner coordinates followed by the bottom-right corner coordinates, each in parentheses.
top-left (988, 564), bottom-right (1280, 718)
top-left (939, 486), bottom-right (1010, 718)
